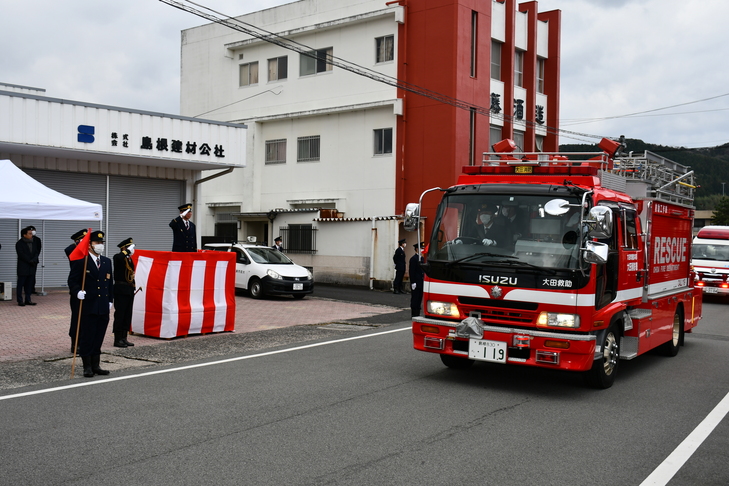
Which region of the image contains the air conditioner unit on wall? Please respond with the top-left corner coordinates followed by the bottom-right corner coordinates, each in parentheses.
top-left (0, 282), bottom-right (11, 301)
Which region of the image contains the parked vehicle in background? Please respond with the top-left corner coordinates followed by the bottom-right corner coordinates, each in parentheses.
top-left (203, 243), bottom-right (313, 299)
top-left (692, 226), bottom-right (729, 297)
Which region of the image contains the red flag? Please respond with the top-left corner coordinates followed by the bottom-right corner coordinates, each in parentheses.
top-left (69, 229), bottom-right (92, 261)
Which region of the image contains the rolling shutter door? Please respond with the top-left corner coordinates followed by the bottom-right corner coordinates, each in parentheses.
top-left (107, 176), bottom-right (184, 253)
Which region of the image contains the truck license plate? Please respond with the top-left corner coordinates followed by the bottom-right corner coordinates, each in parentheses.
top-left (469, 339), bottom-right (507, 363)
top-left (293, 283), bottom-right (303, 290)
top-left (515, 166), bottom-right (533, 174)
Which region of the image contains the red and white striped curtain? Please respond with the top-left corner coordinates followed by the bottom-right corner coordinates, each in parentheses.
top-left (131, 250), bottom-right (236, 338)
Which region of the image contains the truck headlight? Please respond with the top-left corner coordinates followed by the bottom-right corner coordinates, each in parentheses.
top-left (427, 301), bottom-right (460, 318)
top-left (537, 312), bottom-right (580, 328)
top-left (267, 269), bottom-right (282, 280)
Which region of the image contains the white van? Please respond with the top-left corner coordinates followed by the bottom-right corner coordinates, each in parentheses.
top-left (203, 243), bottom-right (313, 299)
top-left (692, 226), bottom-right (729, 297)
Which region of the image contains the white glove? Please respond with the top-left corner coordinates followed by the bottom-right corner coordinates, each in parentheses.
top-left (411, 283), bottom-right (416, 290)
top-left (482, 238), bottom-right (495, 246)
top-left (454, 239), bottom-right (463, 245)
top-left (109, 302), bottom-right (113, 311)
top-left (77, 290), bottom-right (86, 300)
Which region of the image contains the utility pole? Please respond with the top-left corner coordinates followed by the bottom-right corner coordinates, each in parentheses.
top-left (723, 182), bottom-right (726, 197)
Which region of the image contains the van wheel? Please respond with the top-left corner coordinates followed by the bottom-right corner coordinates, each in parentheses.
top-left (659, 309), bottom-right (683, 357)
top-left (249, 278), bottom-right (264, 299)
top-left (440, 354), bottom-right (474, 369)
top-left (585, 322), bottom-right (620, 389)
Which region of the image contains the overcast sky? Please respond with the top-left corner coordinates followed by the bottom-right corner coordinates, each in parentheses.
top-left (1, 0), bottom-right (728, 148)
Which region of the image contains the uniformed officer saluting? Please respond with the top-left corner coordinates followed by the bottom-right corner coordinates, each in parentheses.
top-left (68, 231), bottom-right (114, 378)
top-left (169, 203), bottom-right (197, 252)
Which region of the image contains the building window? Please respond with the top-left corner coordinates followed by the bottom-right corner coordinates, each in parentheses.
top-left (535, 135), bottom-right (544, 152)
top-left (489, 125), bottom-right (503, 151)
top-left (374, 128), bottom-right (393, 155)
top-left (469, 108), bottom-right (476, 165)
top-left (239, 62), bottom-right (259, 87)
top-left (514, 50), bottom-right (524, 88)
top-left (537, 58), bottom-right (545, 94)
top-left (297, 135), bottom-right (321, 162)
top-left (513, 130), bottom-right (525, 151)
top-left (268, 56), bottom-right (288, 81)
top-left (300, 48), bottom-right (333, 76)
top-left (375, 35), bottom-right (394, 63)
top-left (491, 40), bottom-right (502, 80)
top-left (470, 11), bottom-right (478, 77)
top-left (280, 225), bottom-right (317, 254)
top-left (265, 139), bottom-right (287, 164)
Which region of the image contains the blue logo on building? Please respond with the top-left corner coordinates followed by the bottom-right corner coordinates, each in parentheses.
top-left (78, 125), bottom-right (95, 143)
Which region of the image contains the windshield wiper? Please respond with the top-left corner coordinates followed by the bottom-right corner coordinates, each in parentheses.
top-left (449, 253), bottom-right (518, 265)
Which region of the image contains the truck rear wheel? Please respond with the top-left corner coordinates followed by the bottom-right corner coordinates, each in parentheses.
top-left (440, 354), bottom-right (475, 369)
top-left (585, 323), bottom-right (620, 389)
top-left (659, 309), bottom-right (683, 357)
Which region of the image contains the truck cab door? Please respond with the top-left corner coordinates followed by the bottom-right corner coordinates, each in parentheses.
top-left (617, 206), bottom-right (644, 304)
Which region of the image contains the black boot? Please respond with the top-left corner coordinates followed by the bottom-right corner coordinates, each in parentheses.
top-left (123, 338), bottom-right (134, 347)
top-left (114, 333), bottom-right (128, 348)
top-left (91, 355), bottom-right (110, 376)
top-left (82, 356), bottom-right (94, 378)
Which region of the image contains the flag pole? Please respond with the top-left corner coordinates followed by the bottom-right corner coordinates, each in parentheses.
top-left (69, 255), bottom-right (89, 379)
top-left (68, 229), bottom-right (93, 379)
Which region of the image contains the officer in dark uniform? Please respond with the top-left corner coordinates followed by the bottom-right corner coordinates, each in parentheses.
top-left (68, 231), bottom-right (113, 378)
top-left (393, 238), bottom-right (407, 294)
top-left (65, 229), bottom-right (88, 353)
top-left (169, 203), bottom-right (197, 252)
top-left (272, 236), bottom-right (283, 251)
top-left (112, 238), bottom-right (136, 348)
top-left (409, 243), bottom-right (425, 317)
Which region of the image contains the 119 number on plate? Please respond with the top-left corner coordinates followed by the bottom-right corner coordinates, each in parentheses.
top-left (469, 339), bottom-right (507, 363)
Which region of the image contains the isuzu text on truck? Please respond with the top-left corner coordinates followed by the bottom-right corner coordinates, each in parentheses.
top-left (406, 138), bottom-right (702, 388)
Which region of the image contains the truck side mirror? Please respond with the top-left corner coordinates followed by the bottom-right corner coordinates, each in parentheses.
top-left (583, 241), bottom-right (609, 264)
top-left (587, 206), bottom-right (613, 239)
top-left (403, 203), bottom-right (420, 232)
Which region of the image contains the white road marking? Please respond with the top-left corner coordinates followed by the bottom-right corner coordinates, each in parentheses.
top-left (0, 327), bottom-right (411, 402)
top-left (640, 391), bottom-right (729, 485)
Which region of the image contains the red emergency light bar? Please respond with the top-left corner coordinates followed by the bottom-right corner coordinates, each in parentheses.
top-left (696, 226), bottom-right (729, 240)
top-left (463, 164), bottom-right (600, 176)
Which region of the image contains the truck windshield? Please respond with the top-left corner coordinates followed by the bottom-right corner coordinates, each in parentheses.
top-left (427, 193), bottom-right (584, 270)
top-left (692, 243), bottom-right (729, 261)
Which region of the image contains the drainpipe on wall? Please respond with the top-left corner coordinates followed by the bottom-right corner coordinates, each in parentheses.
top-left (370, 216), bottom-right (394, 290)
top-left (192, 167), bottom-right (235, 233)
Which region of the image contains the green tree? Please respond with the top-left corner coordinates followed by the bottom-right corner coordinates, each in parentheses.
top-left (711, 197), bottom-right (729, 225)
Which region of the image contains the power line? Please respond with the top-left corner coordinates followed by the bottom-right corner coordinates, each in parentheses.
top-left (159, 0), bottom-right (612, 143)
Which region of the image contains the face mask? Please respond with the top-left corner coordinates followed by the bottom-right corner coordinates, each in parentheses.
top-left (31, 230), bottom-right (37, 236)
top-left (93, 244), bottom-right (104, 255)
top-left (480, 214), bottom-right (492, 225)
top-left (128, 244), bottom-right (135, 255)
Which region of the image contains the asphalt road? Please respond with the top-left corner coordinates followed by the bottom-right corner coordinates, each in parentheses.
top-left (0, 293), bottom-right (727, 485)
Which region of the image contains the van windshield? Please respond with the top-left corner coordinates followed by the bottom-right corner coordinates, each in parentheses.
top-left (246, 247), bottom-right (294, 264)
top-left (692, 243), bottom-right (729, 261)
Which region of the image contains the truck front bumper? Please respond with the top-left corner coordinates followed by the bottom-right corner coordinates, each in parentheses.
top-left (413, 316), bottom-right (597, 372)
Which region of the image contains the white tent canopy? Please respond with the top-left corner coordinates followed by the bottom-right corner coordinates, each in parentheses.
top-left (0, 160), bottom-right (102, 220)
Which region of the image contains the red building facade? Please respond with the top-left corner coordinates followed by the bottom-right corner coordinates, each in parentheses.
top-left (393, 0), bottom-right (561, 230)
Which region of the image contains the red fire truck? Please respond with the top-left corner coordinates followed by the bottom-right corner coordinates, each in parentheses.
top-left (407, 138), bottom-right (702, 388)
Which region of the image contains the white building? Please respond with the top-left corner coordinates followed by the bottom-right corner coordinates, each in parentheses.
top-left (0, 82), bottom-right (246, 288)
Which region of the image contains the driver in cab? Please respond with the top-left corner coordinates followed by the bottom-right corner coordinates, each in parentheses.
top-left (475, 204), bottom-right (509, 248)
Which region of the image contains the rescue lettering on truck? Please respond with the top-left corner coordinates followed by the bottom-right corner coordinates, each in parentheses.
top-left (406, 138), bottom-right (702, 388)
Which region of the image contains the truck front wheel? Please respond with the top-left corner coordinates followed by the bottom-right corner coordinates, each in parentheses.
top-left (440, 354), bottom-right (475, 369)
top-left (585, 323), bottom-right (620, 389)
